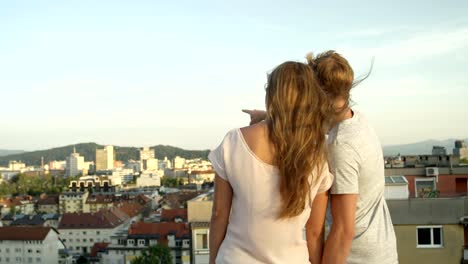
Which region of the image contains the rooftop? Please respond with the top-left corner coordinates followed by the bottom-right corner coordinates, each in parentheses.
top-left (0, 226), bottom-right (54, 241)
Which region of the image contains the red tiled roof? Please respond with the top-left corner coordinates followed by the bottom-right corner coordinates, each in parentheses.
top-left (37, 195), bottom-right (59, 205)
top-left (114, 201), bottom-right (144, 218)
top-left (128, 222), bottom-right (190, 239)
top-left (0, 226), bottom-right (53, 241)
top-left (160, 191), bottom-right (205, 209)
top-left (90, 242), bottom-right (109, 257)
top-left (86, 194), bottom-right (115, 204)
top-left (59, 210), bottom-right (125, 229)
top-left (160, 208), bottom-right (187, 222)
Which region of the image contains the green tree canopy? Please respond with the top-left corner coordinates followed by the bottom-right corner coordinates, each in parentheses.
top-left (131, 245), bottom-right (173, 264)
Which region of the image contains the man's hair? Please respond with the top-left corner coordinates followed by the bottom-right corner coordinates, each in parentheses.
top-left (306, 51), bottom-right (354, 103)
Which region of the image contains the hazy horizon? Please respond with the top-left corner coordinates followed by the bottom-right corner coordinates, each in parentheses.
top-left (1, 0), bottom-right (467, 151)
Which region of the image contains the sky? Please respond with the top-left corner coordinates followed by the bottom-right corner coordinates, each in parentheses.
top-left (1, 0), bottom-right (467, 151)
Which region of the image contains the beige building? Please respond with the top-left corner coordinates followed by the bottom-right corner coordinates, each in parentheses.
top-left (96, 145), bottom-right (114, 171)
top-left (187, 191), bottom-right (213, 264)
top-left (388, 197), bottom-right (468, 264)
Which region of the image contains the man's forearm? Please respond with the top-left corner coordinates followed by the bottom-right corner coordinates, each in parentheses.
top-left (321, 228), bottom-right (354, 264)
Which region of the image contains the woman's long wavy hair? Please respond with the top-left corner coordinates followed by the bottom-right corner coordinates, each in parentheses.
top-left (265, 61), bottom-right (329, 219)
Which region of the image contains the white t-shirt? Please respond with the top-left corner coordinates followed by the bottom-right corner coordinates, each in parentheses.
top-left (327, 111), bottom-right (398, 264)
top-left (209, 128), bottom-right (333, 264)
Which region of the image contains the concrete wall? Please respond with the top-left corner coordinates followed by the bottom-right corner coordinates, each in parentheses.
top-left (387, 197), bottom-right (468, 225)
top-left (187, 201), bottom-right (212, 222)
top-left (394, 224), bottom-right (464, 264)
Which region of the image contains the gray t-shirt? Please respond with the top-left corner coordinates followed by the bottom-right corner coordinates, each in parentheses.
top-left (327, 111), bottom-right (398, 264)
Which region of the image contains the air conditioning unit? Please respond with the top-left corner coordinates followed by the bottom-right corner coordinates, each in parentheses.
top-left (426, 167), bottom-right (439, 177)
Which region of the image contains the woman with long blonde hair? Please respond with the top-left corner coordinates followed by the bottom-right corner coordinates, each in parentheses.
top-left (208, 61), bottom-right (333, 263)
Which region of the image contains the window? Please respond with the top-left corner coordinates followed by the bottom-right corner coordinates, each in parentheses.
top-left (128, 239), bottom-right (135, 246)
top-left (417, 226), bottom-right (443, 248)
top-left (28, 249), bottom-right (32, 253)
top-left (35, 258), bottom-right (41, 263)
top-left (138, 239), bottom-right (145, 246)
top-left (28, 257), bottom-right (33, 263)
top-left (36, 250), bottom-right (41, 253)
top-left (69, 232), bottom-right (73, 235)
top-left (196, 233), bottom-right (208, 250)
top-left (15, 257), bottom-right (21, 262)
top-left (82, 231), bottom-right (86, 235)
top-left (15, 248), bottom-right (21, 253)
top-left (83, 239), bottom-right (87, 242)
top-left (415, 178), bottom-right (436, 198)
top-left (175, 240), bottom-right (182, 247)
top-left (96, 231), bottom-right (100, 235)
top-left (90, 239), bottom-right (94, 242)
top-left (6, 257), bottom-right (10, 263)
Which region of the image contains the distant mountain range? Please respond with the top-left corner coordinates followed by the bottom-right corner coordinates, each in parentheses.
top-left (1, 138), bottom-right (466, 166)
top-left (0, 149), bottom-right (25, 157)
top-left (0, 143), bottom-right (210, 167)
top-left (382, 138), bottom-right (468, 156)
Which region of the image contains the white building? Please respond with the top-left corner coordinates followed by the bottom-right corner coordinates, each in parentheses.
top-left (8, 161), bottom-right (26, 171)
top-left (187, 192), bottom-right (213, 264)
top-left (384, 176), bottom-right (409, 200)
top-left (58, 204), bottom-right (143, 256)
top-left (49, 160), bottom-right (67, 170)
top-left (66, 149), bottom-right (86, 177)
top-left (59, 192), bottom-right (89, 213)
top-left (112, 168), bottom-right (135, 185)
top-left (136, 171), bottom-right (162, 187)
top-left (96, 146), bottom-right (114, 171)
top-left (145, 158), bottom-right (159, 171)
top-left (102, 222), bottom-right (191, 264)
top-left (159, 157), bottom-right (172, 170)
top-left (126, 160), bottom-right (142, 173)
top-left (139, 147), bottom-right (155, 161)
top-left (173, 156), bottom-right (186, 169)
top-left (0, 226), bottom-right (65, 264)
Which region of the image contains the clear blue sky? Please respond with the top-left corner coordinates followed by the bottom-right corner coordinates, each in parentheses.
top-left (1, 0), bottom-right (467, 151)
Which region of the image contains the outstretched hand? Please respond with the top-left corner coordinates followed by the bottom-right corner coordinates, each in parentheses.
top-left (242, 109), bottom-right (267, 125)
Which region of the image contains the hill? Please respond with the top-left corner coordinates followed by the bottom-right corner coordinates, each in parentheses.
top-left (0, 149), bottom-right (25, 157)
top-left (0, 143), bottom-right (210, 167)
top-left (382, 138), bottom-right (468, 156)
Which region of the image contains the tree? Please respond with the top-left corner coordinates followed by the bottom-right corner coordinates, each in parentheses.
top-left (131, 245), bottom-right (173, 264)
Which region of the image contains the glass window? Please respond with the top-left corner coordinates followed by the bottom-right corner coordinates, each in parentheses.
top-left (417, 226), bottom-right (443, 247)
top-left (415, 179), bottom-right (436, 198)
top-left (196, 233), bottom-right (208, 250)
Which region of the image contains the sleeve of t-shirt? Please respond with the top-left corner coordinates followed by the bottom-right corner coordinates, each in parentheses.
top-left (328, 143), bottom-right (360, 194)
top-left (208, 132), bottom-right (231, 182)
top-left (317, 162), bottom-right (334, 194)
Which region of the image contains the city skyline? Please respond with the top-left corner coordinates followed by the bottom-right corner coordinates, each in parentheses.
top-left (1, 0), bottom-right (467, 151)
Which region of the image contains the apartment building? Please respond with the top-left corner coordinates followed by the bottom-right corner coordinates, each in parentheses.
top-left (101, 221), bottom-right (191, 264)
top-left (0, 226), bottom-right (65, 264)
top-left (187, 191), bottom-right (213, 264)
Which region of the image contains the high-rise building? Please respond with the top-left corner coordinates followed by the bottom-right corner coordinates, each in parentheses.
top-left (96, 145), bottom-right (114, 171)
top-left (139, 147), bottom-right (155, 160)
top-left (432, 146), bottom-right (447, 156)
top-left (174, 156), bottom-right (186, 169)
top-left (454, 140), bottom-right (468, 160)
top-left (66, 149), bottom-right (85, 177)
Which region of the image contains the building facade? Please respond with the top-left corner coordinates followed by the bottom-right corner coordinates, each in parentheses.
top-left (96, 146), bottom-right (114, 171)
top-left (0, 226), bottom-right (65, 264)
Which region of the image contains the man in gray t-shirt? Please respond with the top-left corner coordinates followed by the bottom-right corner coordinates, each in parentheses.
top-left (308, 51), bottom-right (398, 264)
top-left (325, 110), bottom-right (398, 264)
